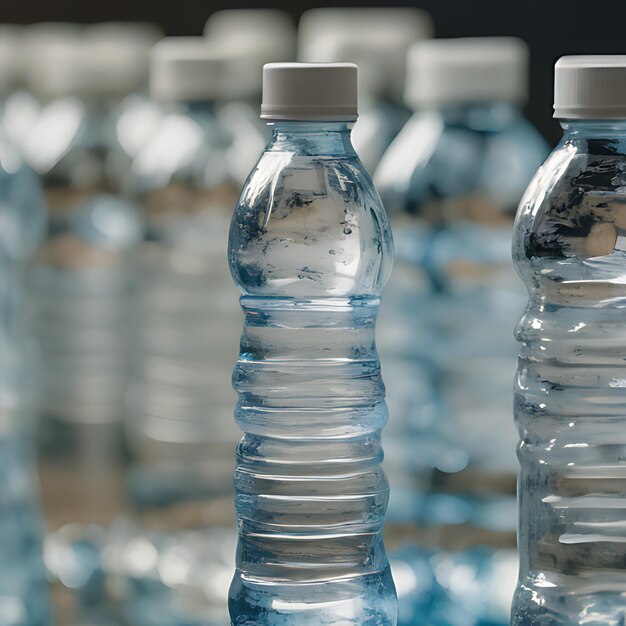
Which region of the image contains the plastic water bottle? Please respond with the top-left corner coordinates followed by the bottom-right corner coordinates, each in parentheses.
top-left (21, 31), bottom-right (144, 525)
top-left (375, 38), bottom-right (548, 503)
top-left (298, 8), bottom-right (432, 174)
top-left (0, 128), bottom-right (51, 626)
top-left (203, 10), bottom-right (296, 190)
top-left (127, 37), bottom-right (242, 505)
top-left (228, 63), bottom-right (397, 625)
top-left (513, 56), bottom-right (626, 625)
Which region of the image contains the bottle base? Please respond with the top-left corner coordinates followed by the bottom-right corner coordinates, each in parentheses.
top-left (229, 567), bottom-right (397, 626)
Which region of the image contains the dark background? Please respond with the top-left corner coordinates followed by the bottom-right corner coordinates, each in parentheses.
top-left (3, 0), bottom-right (623, 146)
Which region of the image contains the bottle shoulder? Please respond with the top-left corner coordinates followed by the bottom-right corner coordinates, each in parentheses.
top-left (513, 136), bottom-right (626, 303)
top-left (132, 110), bottom-right (229, 194)
top-left (229, 148), bottom-right (393, 298)
top-left (375, 110), bottom-right (548, 216)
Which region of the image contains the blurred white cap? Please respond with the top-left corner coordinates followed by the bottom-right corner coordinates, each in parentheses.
top-left (261, 62), bottom-right (357, 121)
top-left (204, 9), bottom-right (296, 99)
top-left (81, 22), bottom-right (162, 96)
top-left (23, 22), bottom-right (160, 98)
top-left (0, 25), bottom-right (22, 94)
top-left (405, 37), bottom-right (529, 109)
top-left (298, 8), bottom-right (433, 102)
top-left (554, 56), bottom-right (626, 119)
top-left (151, 37), bottom-right (225, 103)
top-left (22, 23), bottom-right (82, 97)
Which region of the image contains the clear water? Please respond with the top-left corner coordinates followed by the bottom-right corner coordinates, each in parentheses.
top-left (0, 133), bottom-right (51, 626)
top-left (512, 121), bottom-right (626, 624)
top-left (31, 194), bottom-right (142, 431)
top-left (375, 102), bottom-right (548, 495)
top-left (25, 96), bottom-right (142, 452)
top-left (228, 122), bottom-right (397, 624)
top-left (127, 102), bottom-right (242, 505)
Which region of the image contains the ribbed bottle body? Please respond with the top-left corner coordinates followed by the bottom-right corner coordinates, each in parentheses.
top-left (127, 104), bottom-right (242, 505)
top-left (228, 122), bottom-right (396, 625)
top-left (513, 122), bottom-right (626, 625)
top-left (375, 103), bottom-right (547, 511)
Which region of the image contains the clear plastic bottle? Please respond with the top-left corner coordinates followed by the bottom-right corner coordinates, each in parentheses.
top-left (22, 31), bottom-right (144, 524)
top-left (0, 128), bottom-right (51, 626)
top-left (127, 37), bottom-right (242, 506)
top-left (513, 56), bottom-right (626, 625)
top-left (375, 38), bottom-right (548, 511)
top-left (298, 8), bottom-right (432, 174)
top-left (203, 9), bottom-right (296, 190)
top-left (228, 63), bottom-right (397, 625)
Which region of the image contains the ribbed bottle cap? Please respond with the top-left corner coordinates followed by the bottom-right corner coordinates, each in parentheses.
top-left (204, 10), bottom-right (296, 100)
top-left (150, 37), bottom-right (225, 103)
top-left (261, 62), bottom-right (357, 121)
top-left (554, 56), bottom-right (626, 119)
top-left (405, 37), bottom-right (528, 109)
top-left (299, 8), bottom-right (432, 102)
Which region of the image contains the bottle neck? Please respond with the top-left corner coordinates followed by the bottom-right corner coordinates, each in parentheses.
top-left (560, 119), bottom-right (626, 155)
top-left (561, 119), bottom-right (626, 137)
top-left (267, 121), bottom-right (357, 157)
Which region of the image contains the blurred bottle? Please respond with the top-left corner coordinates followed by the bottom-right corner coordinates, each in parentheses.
top-left (127, 38), bottom-right (241, 507)
top-left (513, 56), bottom-right (626, 626)
top-left (229, 62), bottom-right (396, 625)
top-left (2, 23), bottom-right (83, 151)
top-left (0, 26), bottom-right (23, 116)
top-left (23, 28), bottom-right (145, 526)
top-left (85, 22), bottom-right (163, 188)
top-left (45, 521), bottom-right (235, 626)
top-left (375, 37), bottom-right (548, 540)
top-left (390, 545), bottom-right (517, 626)
top-left (203, 9), bottom-right (296, 188)
top-left (0, 125), bottom-right (52, 625)
top-left (298, 7), bottom-right (433, 173)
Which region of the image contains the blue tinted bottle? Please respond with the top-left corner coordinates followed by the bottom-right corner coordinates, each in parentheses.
top-left (0, 128), bottom-right (51, 626)
top-left (128, 37), bottom-right (242, 505)
top-left (513, 56), bottom-right (626, 625)
top-left (375, 37), bottom-right (548, 500)
top-left (228, 63), bottom-right (397, 625)
top-left (298, 7), bottom-right (433, 174)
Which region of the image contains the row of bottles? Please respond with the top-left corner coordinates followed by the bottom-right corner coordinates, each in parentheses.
top-left (3, 8), bottom-right (623, 626)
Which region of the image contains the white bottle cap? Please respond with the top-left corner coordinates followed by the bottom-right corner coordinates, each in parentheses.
top-left (204, 9), bottom-right (296, 100)
top-left (82, 22), bottom-right (162, 97)
top-left (22, 23), bottom-right (84, 97)
top-left (0, 26), bottom-right (22, 94)
top-left (554, 56), bottom-right (626, 119)
top-left (299, 8), bottom-right (432, 103)
top-left (151, 37), bottom-right (225, 103)
top-left (261, 62), bottom-right (357, 121)
top-left (405, 37), bottom-right (528, 109)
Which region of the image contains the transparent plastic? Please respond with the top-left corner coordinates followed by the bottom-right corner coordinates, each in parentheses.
top-left (375, 102), bottom-right (548, 489)
top-left (513, 120), bottom-right (626, 625)
top-left (27, 94), bottom-right (142, 434)
top-left (0, 133), bottom-right (51, 626)
top-left (228, 122), bottom-right (397, 624)
top-left (127, 101), bottom-right (242, 505)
